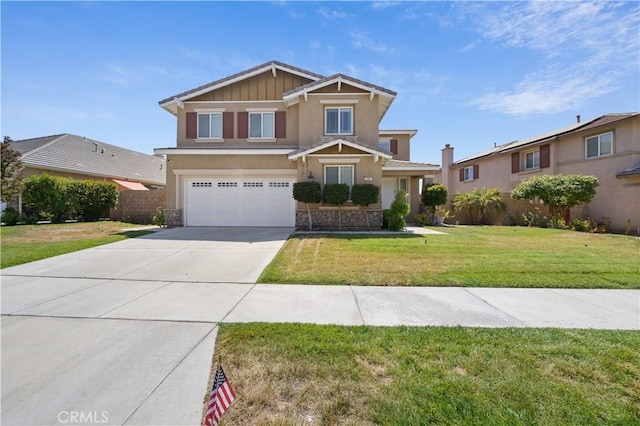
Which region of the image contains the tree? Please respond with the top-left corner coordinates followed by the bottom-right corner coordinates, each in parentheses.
top-left (387, 189), bottom-right (410, 231)
top-left (1, 138), bottom-right (23, 203)
top-left (452, 187), bottom-right (505, 225)
top-left (322, 183), bottom-right (350, 230)
top-left (292, 181), bottom-right (321, 230)
top-left (351, 183), bottom-right (379, 230)
top-left (511, 174), bottom-right (598, 228)
top-left (421, 183), bottom-right (448, 224)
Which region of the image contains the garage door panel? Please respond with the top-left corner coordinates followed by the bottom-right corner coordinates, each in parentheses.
top-left (185, 177), bottom-right (295, 227)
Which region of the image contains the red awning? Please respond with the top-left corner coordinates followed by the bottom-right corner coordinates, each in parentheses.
top-left (112, 179), bottom-right (149, 191)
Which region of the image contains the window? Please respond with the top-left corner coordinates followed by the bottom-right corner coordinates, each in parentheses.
top-left (525, 150), bottom-right (540, 170)
top-left (586, 132), bottom-right (612, 158)
top-left (463, 166), bottom-right (474, 181)
top-left (324, 165), bottom-right (354, 190)
top-left (399, 177), bottom-right (408, 192)
top-left (379, 139), bottom-right (391, 152)
top-left (249, 112), bottom-right (274, 138)
top-left (197, 113), bottom-right (222, 139)
top-left (325, 107), bottom-right (353, 135)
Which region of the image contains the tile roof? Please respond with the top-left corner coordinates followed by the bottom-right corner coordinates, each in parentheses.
top-left (13, 134), bottom-right (166, 186)
top-left (454, 113), bottom-right (639, 166)
top-left (159, 60), bottom-right (324, 105)
top-left (288, 138), bottom-right (392, 160)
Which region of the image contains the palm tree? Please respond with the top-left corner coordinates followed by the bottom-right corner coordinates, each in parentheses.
top-left (453, 187), bottom-right (505, 225)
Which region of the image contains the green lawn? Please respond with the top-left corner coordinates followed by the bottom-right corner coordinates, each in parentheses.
top-left (0, 222), bottom-right (154, 268)
top-left (211, 323), bottom-right (640, 425)
top-left (259, 226), bottom-right (640, 288)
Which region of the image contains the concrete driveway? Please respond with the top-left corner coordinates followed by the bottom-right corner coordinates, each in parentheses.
top-left (1, 227), bottom-right (292, 426)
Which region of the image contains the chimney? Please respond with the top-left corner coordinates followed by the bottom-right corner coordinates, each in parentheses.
top-left (441, 144), bottom-right (454, 190)
top-left (576, 115), bottom-right (581, 123)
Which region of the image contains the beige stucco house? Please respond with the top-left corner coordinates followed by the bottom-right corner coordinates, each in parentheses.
top-left (436, 113), bottom-right (640, 232)
top-left (155, 61), bottom-right (437, 228)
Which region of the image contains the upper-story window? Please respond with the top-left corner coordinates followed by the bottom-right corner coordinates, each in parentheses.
top-left (249, 112), bottom-right (274, 139)
top-left (379, 139), bottom-right (391, 152)
top-left (585, 132), bottom-right (612, 159)
top-left (463, 166), bottom-right (474, 181)
top-left (525, 150), bottom-right (540, 170)
top-left (325, 107), bottom-right (353, 135)
top-left (197, 113), bottom-right (222, 139)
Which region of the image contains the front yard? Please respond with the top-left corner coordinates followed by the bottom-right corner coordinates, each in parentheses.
top-left (0, 222), bottom-right (154, 268)
top-left (259, 226), bottom-right (640, 288)
top-left (212, 323), bottom-right (640, 425)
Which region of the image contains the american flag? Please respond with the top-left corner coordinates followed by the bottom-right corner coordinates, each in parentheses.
top-left (205, 365), bottom-right (236, 426)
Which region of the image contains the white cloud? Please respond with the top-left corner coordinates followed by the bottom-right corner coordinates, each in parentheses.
top-left (371, 1), bottom-right (401, 10)
top-left (317, 8), bottom-right (349, 20)
top-left (465, 1), bottom-right (639, 116)
top-left (350, 30), bottom-right (397, 53)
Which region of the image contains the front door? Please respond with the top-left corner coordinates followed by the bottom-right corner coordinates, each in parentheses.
top-left (382, 177), bottom-right (397, 210)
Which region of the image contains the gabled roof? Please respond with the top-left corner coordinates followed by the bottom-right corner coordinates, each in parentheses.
top-left (282, 73), bottom-right (396, 121)
top-left (454, 113), bottom-right (639, 166)
top-left (12, 134), bottom-right (166, 186)
top-left (288, 138), bottom-right (392, 161)
top-left (159, 60), bottom-right (323, 113)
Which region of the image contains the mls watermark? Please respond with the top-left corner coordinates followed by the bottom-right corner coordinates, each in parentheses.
top-left (57, 411), bottom-right (109, 424)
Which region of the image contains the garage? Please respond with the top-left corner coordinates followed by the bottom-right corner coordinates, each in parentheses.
top-left (184, 177), bottom-right (295, 226)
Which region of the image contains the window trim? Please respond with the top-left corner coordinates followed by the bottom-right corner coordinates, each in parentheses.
top-left (463, 166), bottom-right (474, 182)
top-left (324, 164), bottom-right (355, 187)
top-left (524, 149), bottom-right (540, 171)
top-left (585, 131), bottom-right (613, 159)
top-left (325, 106), bottom-right (353, 136)
top-left (248, 111), bottom-right (275, 139)
top-left (196, 112), bottom-right (223, 141)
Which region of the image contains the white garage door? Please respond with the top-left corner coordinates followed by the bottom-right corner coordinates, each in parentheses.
top-left (184, 177), bottom-right (295, 226)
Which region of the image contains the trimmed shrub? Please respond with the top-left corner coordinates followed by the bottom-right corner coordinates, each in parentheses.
top-left (351, 184), bottom-right (380, 230)
top-left (293, 181), bottom-right (322, 230)
top-left (388, 190), bottom-right (410, 231)
top-left (1, 207), bottom-right (20, 226)
top-left (322, 183), bottom-right (349, 205)
top-left (22, 174), bottom-right (71, 223)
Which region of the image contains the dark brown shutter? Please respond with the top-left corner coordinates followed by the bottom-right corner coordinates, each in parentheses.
top-left (275, 111), bottom-right (286, 138)
top-left (186, 112), bottom-right (197, 139)
top-left (511, 152), bottom-right (520, 173)
top-left (390, 139), bottom-right (398, 154)
top-left (237, 111), bottom-right (248, 139)
top-left (223, 112), bottom-right (234, 139)
top-left (459, 168), bottom-right (465, 182)
top-left (540, 144), bottom-right (550, 168)
top-left (473, 164), bottom-right (479, 179)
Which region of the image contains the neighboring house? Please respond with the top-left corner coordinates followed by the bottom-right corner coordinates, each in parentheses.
top-left (10, 133), bottom-right (166, 212)
top-left (436, 113), bottom-right (640, 231)
top-left (155, 60), bottom-right (438, 228)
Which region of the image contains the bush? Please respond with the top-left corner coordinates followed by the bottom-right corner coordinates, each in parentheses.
top-left (23, 175), bottom-right (117, 223)
top-left (292, 181), bottom-right (322, 204)
top-left (1, 207), bottom-right (20, 225)
top-left (351, 184), bottom-right (379, 207)
top-left (322, 183), bottom-right (349, 205)
top-left (570, 218), bottom-right (592, 232)
top-left (387, 190), bottom-right (410, 231)
top-left (152, 207), bottom-right (166, 227)
top-left (22, 174), bottom-right (71, 223)
top-left (413, 213), bottom-right (430, 226)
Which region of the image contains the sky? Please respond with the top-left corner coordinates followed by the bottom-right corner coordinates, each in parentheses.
top-left (2, 1), bottom-right (639, 164)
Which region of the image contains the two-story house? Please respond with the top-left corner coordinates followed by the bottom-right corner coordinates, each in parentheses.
top-left (155, 61), bottom-right (437, 228)
top-left (437, 113), bottom-right (640, 231)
